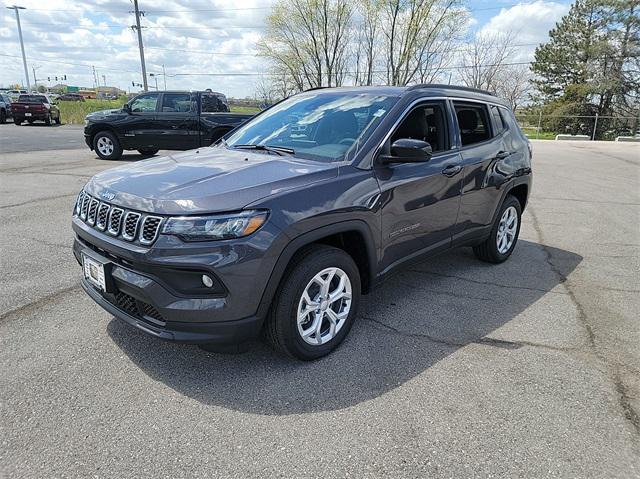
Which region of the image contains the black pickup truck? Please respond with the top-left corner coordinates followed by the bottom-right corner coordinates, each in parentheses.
top-left (84, 90), bottom-right (253, 160)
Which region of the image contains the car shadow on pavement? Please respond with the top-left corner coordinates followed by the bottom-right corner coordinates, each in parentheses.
top-left (107, 239), bottom-right (582, 415)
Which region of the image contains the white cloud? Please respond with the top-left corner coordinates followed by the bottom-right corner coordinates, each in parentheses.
top-left (1, 0), bottom-right (273, 97)
top-left (479, 0), bottom-right (570, 58)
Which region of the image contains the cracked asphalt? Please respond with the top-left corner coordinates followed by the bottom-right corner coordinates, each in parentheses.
top-left (1, 137), bottom-right (639, 478)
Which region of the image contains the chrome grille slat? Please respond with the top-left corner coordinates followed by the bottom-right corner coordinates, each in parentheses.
top-left (87, 198), bottom-right (100, 225)
top-left (122, 212), bottom-right (141, 241)
top-left (108, 207), bottom-right (124, 235)
top-left (139, 216), bottom-right (163, 245)
top-left (75, 191), bottom-right (163, 245)
top-left (96, 203), bottom-right (110, 230)
top-left (80, 193), bottom-right (91, 220)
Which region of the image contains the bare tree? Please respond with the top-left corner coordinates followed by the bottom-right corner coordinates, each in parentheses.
top-left (259, 0), bottom-right (353, 89)
top-left (458, 32), bottom-right (518, 91)
top-left (353, 0), bottom-right (381, 85)
top-left (382, 0), bottom-right (467, 86)
top-left (494, 64), bottom-right (532, 110)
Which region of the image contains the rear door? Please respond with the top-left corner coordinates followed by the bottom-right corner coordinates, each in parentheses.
top-left (375, 100), bottom-right (463, 272)
top-left (122, 92), bottom-right (160, 148)
top-left (154, 92), bottom-right (199, 150)
top-left (452, 101), bottom-right (507, 237)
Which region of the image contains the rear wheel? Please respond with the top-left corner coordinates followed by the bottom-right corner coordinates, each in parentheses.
top-left (44, 114), bottom-right (52, 126)
top-left (93, 131), bottom-right (123, 160)
top-left (473, 195), bottom-right (522, 263)
top-left (54, 115), bottom-right (61, 125)
top-left (265, 245), bottom-right (361, 360)
top-left (137, 148), bottom-right (159, 157)
top-left (0, 109), bottom-right (5, 124)
top-left (14, 119), bottom-right (22, 125)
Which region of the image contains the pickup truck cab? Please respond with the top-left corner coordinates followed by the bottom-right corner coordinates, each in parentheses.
top-left (73, 85), bottom-right (532, 360)
top-left (12, 94), bottom-right (61, 126)
top-left (84, 90), bottom-right (253, 160)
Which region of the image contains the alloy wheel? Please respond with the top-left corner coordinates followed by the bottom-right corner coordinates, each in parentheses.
top-left (97, 136), bottom-right (114, 156)
top-left (496, 205), bottom-right (518, 254)
top-left (297, 267), bottom-right (352, 346)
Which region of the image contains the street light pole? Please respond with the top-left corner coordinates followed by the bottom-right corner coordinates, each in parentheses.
top-left (7, 5), bottom-right (30, 91)
top-left (162, 64), bottom-right (167, 90)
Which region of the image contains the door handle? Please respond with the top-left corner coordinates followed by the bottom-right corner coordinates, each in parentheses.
top-left (442, 165), bottom-right (462, 177)
top-left (496, 151), bottom-right (510, 160)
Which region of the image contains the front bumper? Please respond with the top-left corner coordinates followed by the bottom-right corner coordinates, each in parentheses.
top-left (80, 277), bottom-right (261, 343)
top-left (72, 217), bottom-right (284, 344)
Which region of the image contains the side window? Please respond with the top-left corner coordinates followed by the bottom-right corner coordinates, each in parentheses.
top-left (130, 93), bottom-right (158, 113)
top-left (390, 103), bottom-right (448, 153)
top-left (201, 94), bottom-right (224, 113)
top-left (454, 103), bottom-right (491, 146)
top-left (160, 93), bottom-right (192, 113)
top-left (490, 105), bottom-right (505, 135)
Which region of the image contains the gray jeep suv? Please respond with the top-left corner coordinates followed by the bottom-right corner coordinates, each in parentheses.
top-left (72, 85), bottom-right (532, 360)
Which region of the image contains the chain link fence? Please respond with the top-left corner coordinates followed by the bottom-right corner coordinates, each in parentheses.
top-left (514, 113), bottom-right (640, 141)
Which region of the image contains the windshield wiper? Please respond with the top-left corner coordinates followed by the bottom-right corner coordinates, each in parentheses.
top-left (231, 144), bottom-right (295, 156)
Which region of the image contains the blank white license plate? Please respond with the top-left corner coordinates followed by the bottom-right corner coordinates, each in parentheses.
top-left (25, 112), bottom-right (32, 117)
top-left (82, 254), bottom-right (106, 291)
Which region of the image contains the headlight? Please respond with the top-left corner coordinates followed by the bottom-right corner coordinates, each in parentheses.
top-left (163, 210), bottom-right (268, 242)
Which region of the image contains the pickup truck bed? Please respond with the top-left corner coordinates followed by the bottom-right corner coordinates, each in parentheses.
top-left (12, 95), bottom-right (61, 126)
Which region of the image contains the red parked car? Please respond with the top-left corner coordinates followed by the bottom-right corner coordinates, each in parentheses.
top-left (12, 94), bottom-right (61, 126)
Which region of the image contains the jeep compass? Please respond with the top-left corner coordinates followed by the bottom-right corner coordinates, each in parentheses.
top-left (72, 85), bottom-right (532, 360)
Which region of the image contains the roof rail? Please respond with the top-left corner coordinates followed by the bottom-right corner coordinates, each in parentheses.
top-left (407, 83), bottom-right (496, 97)
top-left (303, 86), bottom-right (328, 92)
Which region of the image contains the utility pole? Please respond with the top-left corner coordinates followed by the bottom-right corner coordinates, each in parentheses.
top-left (102, 74), bottom-right (106, 87)
top-left (162, 64), bottom-right (167, 90)
top-left (6, 5), bottom-right (30, 91)
top-left (32, 66), bottom-right (38, 89)
top-left (131, 0), bottom-right (148, 91)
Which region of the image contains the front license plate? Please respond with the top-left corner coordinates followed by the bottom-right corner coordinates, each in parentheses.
top-left (25, 112), bottom-right (32, 117)
top-left (82, 254), bottom-right (107, 291)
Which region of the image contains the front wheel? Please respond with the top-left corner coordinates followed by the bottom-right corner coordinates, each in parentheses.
top-left (93, 131), bottom-right (123, 160)
top-left (473, 194), bottom-right (522, 263)
top-left (265, 245), bottom-right (361, 360)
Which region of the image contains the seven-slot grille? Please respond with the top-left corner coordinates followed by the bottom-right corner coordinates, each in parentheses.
top-left (75, 191), bottom-right (163, 245)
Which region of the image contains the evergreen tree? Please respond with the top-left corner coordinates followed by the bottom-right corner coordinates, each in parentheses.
top-left (530, 0), bottom-right (639, 139)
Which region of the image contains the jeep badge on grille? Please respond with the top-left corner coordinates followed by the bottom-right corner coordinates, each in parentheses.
top-left (101, 191), bottom-right (116, 201)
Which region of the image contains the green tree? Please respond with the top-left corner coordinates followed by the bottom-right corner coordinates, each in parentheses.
top-left (531, 0), bottom-right (640, 139)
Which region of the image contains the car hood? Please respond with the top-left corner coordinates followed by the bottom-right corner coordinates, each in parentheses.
top-left (86, 108), bottom-right (126, 120)
top-left (85, 147), bottom-right (338, 215)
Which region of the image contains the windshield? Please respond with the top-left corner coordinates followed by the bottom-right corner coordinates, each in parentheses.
top-left (18, 95), bottom-right (47, 103)
top-left (225, 92), bottom-right (398, 162)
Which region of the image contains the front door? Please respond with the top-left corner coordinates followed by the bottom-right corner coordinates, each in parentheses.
top-left (375, 101), bottom-right (463, 273)
top-left (154, 92), bottom-right (199, 150)
top-left (123, 92), bottom-right (160, 149)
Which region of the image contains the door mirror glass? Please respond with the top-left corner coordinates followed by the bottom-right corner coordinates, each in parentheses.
top-left (123, 103), bottom-right (131, 113)
top-left (382, 138), bottom-right (432, 163)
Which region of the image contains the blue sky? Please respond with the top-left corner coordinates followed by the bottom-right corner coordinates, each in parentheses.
top-left (1, 0), bottom-right (573, 97)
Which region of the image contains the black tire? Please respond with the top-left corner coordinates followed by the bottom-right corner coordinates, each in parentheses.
top-left (137, 148), bottom-right (159, 157)
top-left (54, 115), bottom-right (61, 125)
top-left (473, 194), bottom-right (522, 263)
top-left (265, 244), bottom-right (361, 360)
top-left (14, 119), bottom-right (22, 125)
top-left (44, 114), bottom-right (51, 126)
top-left (0, 109), bottom-right (5, 124)
top-left (92, 130), bottom-right (123, 160)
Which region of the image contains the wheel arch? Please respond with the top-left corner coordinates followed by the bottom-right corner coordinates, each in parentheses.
top-left (507, 183), bottom-right (529, 212)
top-left (256, 220), bottom-right (377, 320)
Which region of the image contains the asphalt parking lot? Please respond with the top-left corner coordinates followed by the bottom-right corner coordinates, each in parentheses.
top-left (1, 135), bottom-right (638, 478)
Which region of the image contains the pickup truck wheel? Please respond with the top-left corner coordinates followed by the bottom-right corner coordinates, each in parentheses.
top-left (0, 109), bottom-right (5, 124)
top-left (44, 114), bottom-right (51, 126)
top-left (137, 148), bottom-right (159, 157)
top-left (473, 195), bottom-right (522, 263)
top-left (93, 131), bottom-right (123, 160)
top-left (54, 115), bottom-right (61, 125)
top-left (265, 245), bottom-right (361, 360)
top-left (14, 119), bottom-right (22, 125)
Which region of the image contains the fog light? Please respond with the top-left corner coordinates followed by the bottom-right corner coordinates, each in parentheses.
top-left (202, 274), bottom-right (214, 288)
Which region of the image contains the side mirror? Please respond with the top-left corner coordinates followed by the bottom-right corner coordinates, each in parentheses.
top-left (381, 138), bottom-right (432, 164)
top-left (123, 103), bottom-right (131, 113)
